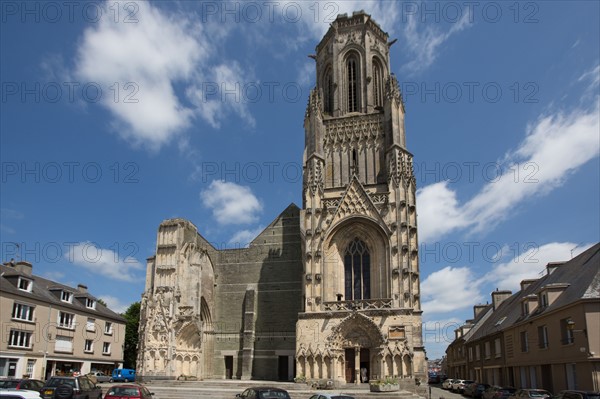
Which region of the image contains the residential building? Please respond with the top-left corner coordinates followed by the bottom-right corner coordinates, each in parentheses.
top-left (0, 260), bottom-right (126, 380)
top-left (446, 243), bottom-right (600, 390)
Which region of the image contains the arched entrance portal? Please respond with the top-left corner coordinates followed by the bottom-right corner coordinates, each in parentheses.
top-left (328, 313), bottom-right (385, 384)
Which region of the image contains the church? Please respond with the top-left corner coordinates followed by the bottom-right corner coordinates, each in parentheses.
top-left (136, 11), bottom-right (427, 385)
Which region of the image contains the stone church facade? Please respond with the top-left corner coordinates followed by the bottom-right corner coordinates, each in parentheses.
top-left (137, 11), bottom-right (426, 384)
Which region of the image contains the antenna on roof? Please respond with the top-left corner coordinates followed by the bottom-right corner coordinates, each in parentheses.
top-left (570, 245), bottom-right (579, 259)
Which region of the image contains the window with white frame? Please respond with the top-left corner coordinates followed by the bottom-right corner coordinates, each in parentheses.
top-left (484, 341), bottom-right (491, 359)
top-left (86, 298), bottom-right (96, 309)
top-left (18, 277), bottom-right (32, 292)
top-left (494, 338), bottom-right (502, 357)
top-left (55, 335), bottom-right (73, 353)
top-left (12, 302), bottom-right (34, 321)
top-left (61, 290), bottom-right (73, 303)
top-left (102, 342), bottom-right (111, 354)
top-left (104, 321), bottom-right (113, 335)
top-left (561, 318), bottom-right (575, 345)
top-left (468, 347), bottom-right (473, 361)
top-left (475, 345), bottom-right (481, 360)
top-left (84, 339), bottom-right (94, 353)
top-left (86, 318), bottom-right (96, 332)
top-left (57, 311), bottom-right (75, 329)
top-left (8, 330), bottom-right (32, 348)
top-left (26, 359), bottom-right (35, 376)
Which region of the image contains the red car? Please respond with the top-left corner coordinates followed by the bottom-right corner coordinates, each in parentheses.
top-left (103, 384), bottom-right (154, 399)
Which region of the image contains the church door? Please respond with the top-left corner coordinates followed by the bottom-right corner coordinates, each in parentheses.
top-left (345, 349), bottom-right (355, 383)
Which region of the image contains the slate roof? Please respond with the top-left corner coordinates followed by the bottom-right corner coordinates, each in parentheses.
top-left (0, 263), bottom-right (125, 322)
top-left (467, 243), bottom-right (600, 342)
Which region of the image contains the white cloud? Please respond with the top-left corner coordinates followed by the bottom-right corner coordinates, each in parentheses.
top-left (578, 65), bottom-right (600, 87)
top-left (74, 1), bottom-right (203, 149)
top-left (73, 1), bottom-right (255, 150)
top-left (99, 295), bottom-right (129, 314)
top-left (296, 61), bottom-right (315, 88)
top-left (401, 9), bottom-right (472, 74)
top-left (417, 100), bottom-right (600, 243)
top-left (187, 62), bottom-right (256, 129)
top-left (229, 226), bottom-right (265, 247)
top-left (423, 317), bottom-right (463, 350)
top-left (65, 241), bottom-right (144, 282)
top-left (200, 181), bottom-right (263, 225)
top-left (421, 266), bottom-right (483, 314)
top-left (482, 242), bottom-right (594, 292)
top-left (415, 181), bottom-right (469, 244)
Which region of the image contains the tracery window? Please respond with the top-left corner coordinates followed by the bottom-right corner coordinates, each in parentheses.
top-left (347, 55), bottom-right (359, 112)
top-left (372, 58), bottom-right (384, 107)
top-left (323, 66), bottom-right (334, 114)
top-left (344, 238), bottom-right (370, 300)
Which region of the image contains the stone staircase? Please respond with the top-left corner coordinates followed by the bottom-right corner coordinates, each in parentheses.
top-left (128, 379), bottom-right (426, 399)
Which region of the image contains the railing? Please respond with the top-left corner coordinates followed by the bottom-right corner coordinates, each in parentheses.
top-left (323, 298), bottom-right (393, 311)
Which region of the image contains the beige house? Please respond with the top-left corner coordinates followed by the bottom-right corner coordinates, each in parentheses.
top-left (136, 11), bottom-right (427, 389)
top-left (446, 243), bottom-right (600, 391)
top-left (0, 261), bottom-right (126, 380)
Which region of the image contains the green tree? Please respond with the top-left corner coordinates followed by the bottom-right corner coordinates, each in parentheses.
top-left (122, 302), bottom-right (141, 369)
top-left (96, 298), bottom-right (108, 307)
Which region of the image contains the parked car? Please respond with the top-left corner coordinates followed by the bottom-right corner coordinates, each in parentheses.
top-left (510, 390), bottom-right (552, 399)
top-left (0, 379), bottom-right (44, 391)
top-left (86, 372), bottom-right (111, 384)
top-left (442, 379), bottom-right (455, 389)
top-left (235, 387), bottom-right (291, 399)
top-left (465, 383), bottom-right (491, 398)
top-left (103, 384), bottom-right (154, 399)
top-left (554, 391), bottom-right (600, 399)
top-left (452, 380), bottom-right (475, 393)
top-left (308, 394), bottom-right (355, 399)
top-left (484, 386), bottom-right (517, 399)
top-left (0, 390), bottom-right (42, 399)
top-left (111, 369), bottom-right (136, 383)
top-left (40, 376), bottom-right (102, 399)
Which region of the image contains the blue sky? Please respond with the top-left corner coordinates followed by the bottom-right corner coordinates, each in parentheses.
top-left (1, 1), bottom-right (598, 360)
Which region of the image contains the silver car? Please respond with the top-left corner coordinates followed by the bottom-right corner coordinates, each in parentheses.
top-left (309, 394), bottom-right (356, 399)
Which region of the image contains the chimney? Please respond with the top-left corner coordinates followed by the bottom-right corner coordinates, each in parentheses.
top-left (491, 289), bottom-right (512, 310)
top-left (77, 284), bottom-right (88, 293)
top-left (546, 261), bottom-right (566, 275)
top-left (15, 261), bottom-right (32, 276)
top-left (520, 279), bottom-right (538, 291)
top-left (473, 304), bottom-right (487, 318)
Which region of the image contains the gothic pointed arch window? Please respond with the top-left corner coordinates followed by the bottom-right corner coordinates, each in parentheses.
top-left (344, 238), bottom-right (370, 300)
top-left (323, 66), bottom-right (334, 115)
top-left (372, 57), bottom-right (384, 108)
top-left (346, 54), bottom-right (360, 113)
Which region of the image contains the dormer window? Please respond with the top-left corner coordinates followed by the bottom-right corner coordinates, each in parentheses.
top-left (522, 301), bottom-right (529, 316)
top-left (86, 298), bottom-right (96, 309)
top-left (18, 277), bottom-right (32, 292)
top-left (61, 290), bottom-right (73, 303)
top-left (540, 293), bottom-right (548, 308)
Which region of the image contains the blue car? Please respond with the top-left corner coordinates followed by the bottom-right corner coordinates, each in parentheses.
top-left (111, 368), bottom-right (136, 382)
